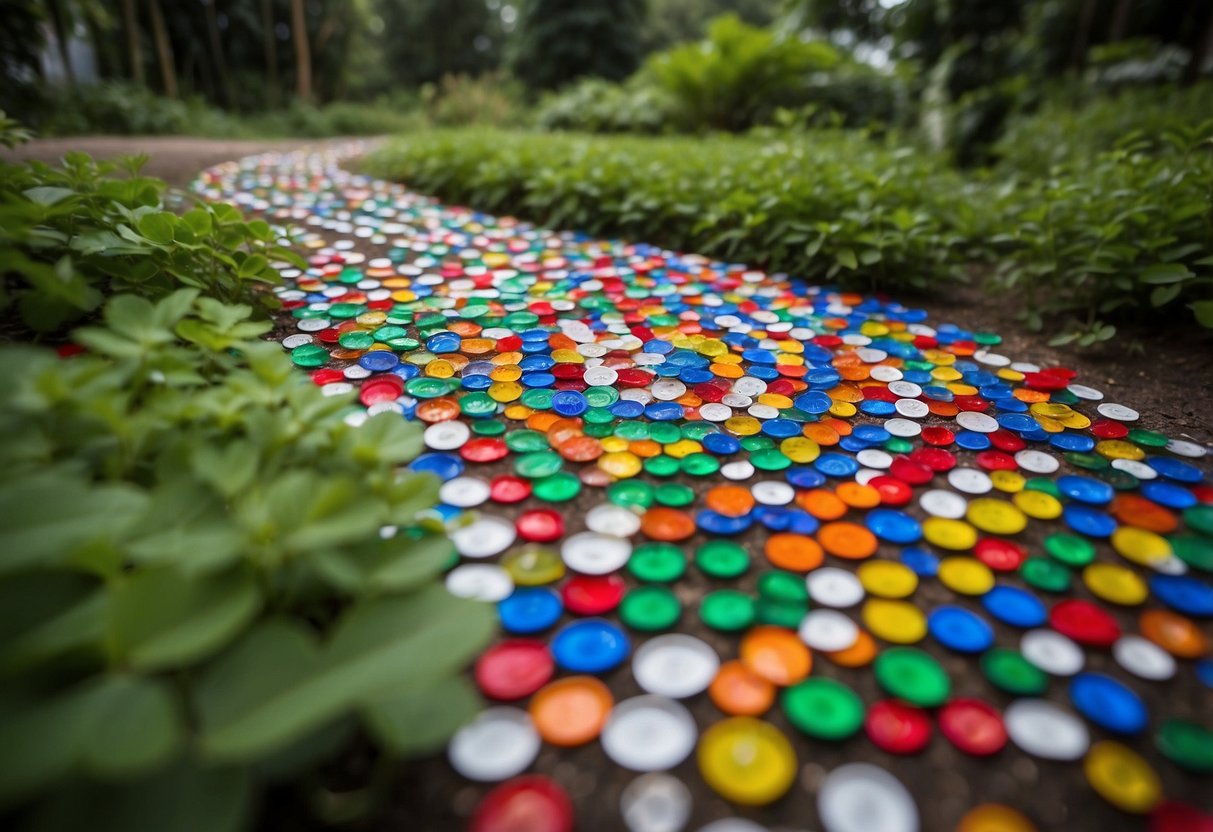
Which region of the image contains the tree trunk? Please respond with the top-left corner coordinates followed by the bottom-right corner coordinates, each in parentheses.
top-left (291, 0), bottom-right (313, 104)
top-left (47, 0), bottom-right (77, 85)
top-left (1183, 0), bottom-right (1213, 85)
top-left (1108, 0), bottom-right (1131, 42)
top-left (1071, 0), bottom-right (1099, 72)
top-left (204, 0), bottom-right (235, 107)
top-left (148, 0), bottom-right (177, 98)
top-left (122, 0), bottom-right (144, 84)
top-left (261, 0), bottom-right (281, 108)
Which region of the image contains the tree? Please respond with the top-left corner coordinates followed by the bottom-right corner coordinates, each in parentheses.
top-left (121, 0), bottom-right (144, 84)
top-left (511, 0), bottom-right (647, 90)
top-left (376, 0), bottom-right (504, 87)
top-left (148, 0), bottom-right (177, 97)
top-left (290, 0), bottom-right (312, 102)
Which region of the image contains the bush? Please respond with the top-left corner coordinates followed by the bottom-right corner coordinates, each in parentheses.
top-left (978, 131), bottom-right (1213, 341)
top-left (362, 125), bottom-right (1213, 335)
top-left (535, 77), bottom-right (679, 134)
top-left (241, 99), bottom-right (425, 138)
top-left (644, 15), bottom-right (843, 131)
top-left (362, 128), bottom-right (967, 292)
top-left (994, 82), bottom-right (1213, 175)
top-left (20, 82), bottom-right (233, 137)
top-left (422, 73), bottom-right (526, 128)
top-left (0, 141), bottom-right (491, 830)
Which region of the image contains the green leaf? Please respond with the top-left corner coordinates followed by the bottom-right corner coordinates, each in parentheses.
top-left (19, 760), bottom-right (250, 832)
top-left (0, 581), bottom-right (106, 674)
top-left (0, 675), bottom-right (181, 804)
top-left (362, 675), bottom-right (481, 757)
top-left (136, 212), bottom-right (176, 245)
top-left (196, 587), bottom-right (494, 761)
top-left (0, 474), bottom-right (147, 577)
top-left (23, 186), bottom-right (76, 206)
top-left (1150, 283), bottom-right (1182, 307)
top-left (835, 247), bottom-right (858, 270)
top-left (237, 253), bottom-right (268, 279)
top-left (1140, 263), bottom-right (1194, 285)
top-left (1190, 300), bottom-right (1213, 328)
top-left (106, 567), bottom-right (261, 670)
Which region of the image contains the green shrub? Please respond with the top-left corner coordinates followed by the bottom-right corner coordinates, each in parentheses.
top-left (978, 132), bottom-right (1213, 341)
top-left (0, 153), bottom-right (290, 334)
top-left (422, 73), bottom-right (526, 128)
top-left (535, 77), bottom-right (679, 134)
top-left (362, 128), bottom-right (967, 292)
top-left (0, 145), bottom-right (491, 830)
top-left (994, 82), bottom-right (1213, 175)
top-left (240, 99), bottom-right (425, 138)
top-left (19, 82), bottom-right (233, 137)
top-left (645, 15), bottom-right (843, 131)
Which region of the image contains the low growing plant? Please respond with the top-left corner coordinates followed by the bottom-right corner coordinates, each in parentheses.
top-left (0, 143), bottom-right (492, 831)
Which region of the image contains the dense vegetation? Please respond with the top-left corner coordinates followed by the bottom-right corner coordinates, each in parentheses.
top-left (0, 127), bottom-right (491, 831)
top-left (363, 105), bottom-right (1213, 342)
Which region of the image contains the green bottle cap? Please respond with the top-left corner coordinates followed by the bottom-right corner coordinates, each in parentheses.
top-left (1155, 719), bottom-right (1213, 773)
top-left (1170, 534), bottom-right (1213, 571)
top-left (471, 419), bottom-right (506, 436)
top-left (699, 590), bottom-right (756, 632)
top-left (628, 543), bottom-right (687, 583)
top-left (459, 392), bottom-right (498, 417)
top-left (782, 678), bottom-right (864, 740)
top-left (751, 448), bottom-right (791, 471)
top-left (757, 570), bottom-right (809, 603)
top-left (649, 423), bottom-right (681, 444)
top-left (620, 586), bottom-right (681, 632)
top-left (755, 598), bottom-right (807, 630)
top-left (1127, 428), bottom-right (1169, 448)
top-left (338, 330), bottom-right (374, 350)
top-left (608, 480), bottom-right (655, 509)
top-left (290, 343), bottom-right (330, 367)
top-left (680, 453), bottom-right (720, 476)
top-left (981, 647), bottom-right (1048, 696)
top-left (1020, 557), bottom-right (1073, 592)
top-left (1182, 505), bottom-right (1213, 537)
top-left (654, 482), bottom-right (695, 507)
top-left (696, 540), bottom-right (750, 578)
top-left (874, 647), bottom-right (951, 707)
top-left (505, 429), bottom-right (550, 453)
top-left (644, 455), bottom-right (680, 477)
top-left (514, 450), bottom-right (563, 479)
top-left (532, 472), bottom-right (581, 502)
top-left (1044, 533), bottom-right (1095, 567)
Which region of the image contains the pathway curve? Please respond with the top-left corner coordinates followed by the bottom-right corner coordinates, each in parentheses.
top-left (194, 145), bottom-right (1213, 832)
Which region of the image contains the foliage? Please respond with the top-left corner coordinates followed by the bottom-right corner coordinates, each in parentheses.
top-left (17, 83), bottom-right (422, 138)
top-left (376, 0), bottom-right (506, 88)
top-left (511, 0), bottom-right (648, 90)
top-left (362, 128), bottom-right (968, 292)
top-left (534, 78), bottom-right (680, 134)
top-left (364, 125), bottom-right (1213, 335)
top-left (994, 81), bottom-right (1213, 174)
top-left (422, 73), bottom-right (527, 128)
top-left (644, 15), bottom-right (843, 131)
top-left (0, 152), bottom-right (291, 334)
top-left (641, 0), bottom-right (779, 52)
top-left (0, 150), bottom-right (492, 830)
top-left (977, 130), bottom-right (1213, 341)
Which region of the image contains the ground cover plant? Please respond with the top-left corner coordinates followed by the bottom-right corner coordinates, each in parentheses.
top-left (362, 118), bottom-right (1213, 340)
top-left (0, 124), bottom-right (492, 831)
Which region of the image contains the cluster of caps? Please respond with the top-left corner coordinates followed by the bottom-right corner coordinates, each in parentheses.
top-left (196, 149), bottom-right (1213, 832)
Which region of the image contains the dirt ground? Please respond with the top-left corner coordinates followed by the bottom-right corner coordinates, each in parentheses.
top-left (9, 137), bottom-right (1212, 832)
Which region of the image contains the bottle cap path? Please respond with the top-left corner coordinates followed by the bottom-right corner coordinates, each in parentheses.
top-left (194, 147), bottom-right (1213, 832)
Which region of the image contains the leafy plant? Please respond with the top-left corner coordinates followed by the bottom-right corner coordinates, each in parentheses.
top-left (535, 77), bottom-right (679, 134)
top-left (644, 15), bottom-right (842, 131)
top-left (422, 72), bottom-right (527, 128)
top-left (361, 127), bottom-right (967, 292)
top-left (0, 153), bottom-right (296, 334)
top-left (0, 151), bottom-right (492, 831)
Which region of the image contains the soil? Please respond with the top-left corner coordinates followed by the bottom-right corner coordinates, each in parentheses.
top-left (7, 138), bottom-right (1211, 832)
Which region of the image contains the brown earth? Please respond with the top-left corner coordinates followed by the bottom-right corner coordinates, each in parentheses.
top-left (7, 137), bottom-right (1212, 832)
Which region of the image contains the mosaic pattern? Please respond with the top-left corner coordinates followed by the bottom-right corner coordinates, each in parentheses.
top-left (195, 148), bottom-right (1213, 832)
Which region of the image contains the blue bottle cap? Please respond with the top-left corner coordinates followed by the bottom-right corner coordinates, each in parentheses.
top-left (1149, 574), bottom-right (1213, 617)
top-left (551, 390), bottom-right (588, 417)
top-left (409, 452), bottom-right (465, 481)
top-left (1069, 672), bottom-right (1148, 735)
top-left (814, 453), bottom-right (860, 478)
top-left (1141, 480), bottom-right (1197, 509)
top-left (928, 605), bottom-right (994, 653)
top-left (1063, 504), bottom-right (1117, 537)
top-left (794, 391), bottom-right (832, 414)
top-left (696, 509), bottom-right (753, 535)
top-left (1057, 475), bottom-right (1114, 505)
top-left (865, 509), bottom-right (922, 544)
top-left (551, 618), bottom-right (631, 673)
top-left (703, 433), bottom-right (741, 455)
top-left (1146, 456), bottom-right (1203, 483)
top-left (901, 547), bottom-right (939, 577)
top-left (498, 587), bottom-right (563, 634)
top-left (786, 466), bottom-right (827, 489)
top-left (981, 585), bottom-right (1046, 628)
top-left (359, 351), bottom-right (400, 372)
